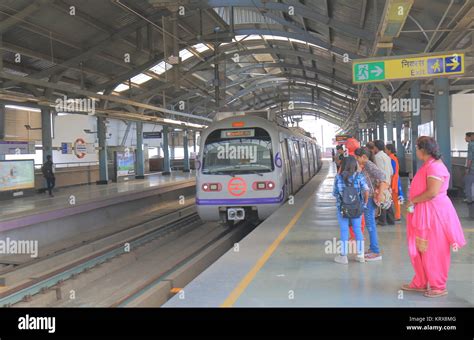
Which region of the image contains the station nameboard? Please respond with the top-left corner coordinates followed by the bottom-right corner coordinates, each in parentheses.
top-left (353, 52), bottom-right (464, 84)
top-left (143, 132), bottom-right (162, 139)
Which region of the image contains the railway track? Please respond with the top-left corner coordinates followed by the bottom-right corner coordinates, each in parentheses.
top-left (0, 205), bottom-right (256, 307)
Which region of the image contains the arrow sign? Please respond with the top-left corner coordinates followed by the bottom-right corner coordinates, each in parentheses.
top-left (353, 52), bottom-right (464, 84)
top-left (445, 55), bottom-right (461, 72)
top-left (371, 66), bottom-right (383, 77)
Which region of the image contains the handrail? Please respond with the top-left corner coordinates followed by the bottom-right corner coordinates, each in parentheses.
top-left (34, 161), bottom-right (99, 169)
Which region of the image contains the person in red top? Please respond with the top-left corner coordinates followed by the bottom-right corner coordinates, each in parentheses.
top-left (345, 137), bottom-right (360, 157)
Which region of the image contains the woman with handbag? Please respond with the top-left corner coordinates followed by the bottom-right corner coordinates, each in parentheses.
top-left (354, 147), bottom-right (390, 261)
top-left (402, 137), bottom-right (466, 297)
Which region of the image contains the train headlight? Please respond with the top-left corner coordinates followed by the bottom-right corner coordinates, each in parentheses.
top-left (202, 183), bottom-right (222, 192)
top-left (252, 181), bottom-right (275, 190)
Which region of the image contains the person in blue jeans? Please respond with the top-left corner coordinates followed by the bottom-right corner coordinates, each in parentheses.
top-left (354, 147), bottom-right (389, 261)
top-left (333, 156), bottom-right (369, 264)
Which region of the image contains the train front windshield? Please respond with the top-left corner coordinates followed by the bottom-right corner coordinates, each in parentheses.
top-left (202, 128), bottom-right (274, 175)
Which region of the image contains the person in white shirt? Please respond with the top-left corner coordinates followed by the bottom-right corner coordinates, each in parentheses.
top-left (371, 140), bottom-right (395, 225)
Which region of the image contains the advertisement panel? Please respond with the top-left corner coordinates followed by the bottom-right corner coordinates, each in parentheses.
top-left (116, 151), bottom-right (135, 177)
top-left (0, 160), bottom-right (35, 192)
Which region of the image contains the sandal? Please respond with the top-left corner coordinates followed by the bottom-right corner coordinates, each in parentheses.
top-left (424, 289), bottom-right (448, 298)
top-left (401, 284), bottom-right (427, 292)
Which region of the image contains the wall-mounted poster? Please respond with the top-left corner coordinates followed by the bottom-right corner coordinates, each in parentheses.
top-left (0, 160), bottom-right (35, 192)
top-left (116, 151), bottom-right (135, 177)
top-left (418, 121), bottom-right (434, 137)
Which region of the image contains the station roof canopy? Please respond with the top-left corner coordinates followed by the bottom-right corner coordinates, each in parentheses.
top-left (0, 0), bottom-right (472, 130)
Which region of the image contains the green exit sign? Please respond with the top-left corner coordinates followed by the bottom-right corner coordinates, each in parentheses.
top-left (353, 62), bottom-right (385, 83)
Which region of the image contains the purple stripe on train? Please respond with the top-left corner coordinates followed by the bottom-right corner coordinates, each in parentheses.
top-left (196, 190), bottom-right (285, 205)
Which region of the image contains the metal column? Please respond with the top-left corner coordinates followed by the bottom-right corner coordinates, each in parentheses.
top-left (386, 113), bottom-right (394, 145)
top-left (183, 129), bottom-right (190, 172)
top-left (378, 119), bottom-right (385, 142)
top-left (162, 125), bottom-right (171, 175)
top-left (396, 114), bottom-right (406, 173)
top-left (410, 81), bottom-right (422, 174)
top-left (0, 103), bottom-right (4, 160)
top-left (41, 107), bottom-right (53, 164)
top-left (434, 77), bottom-right (452, 184)
top-left (97, 116), bottom-right (108, 184)
top-left (170, 129), bottom-right (175, 160)
top-left (135, 121), bottom-right (145, 179)
top-left (193, 130), bottom-right (197, 153)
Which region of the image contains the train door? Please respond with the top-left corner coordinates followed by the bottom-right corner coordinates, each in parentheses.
top-left (308, 142), bottom-right (315, 177)
top-left (281, 139), bottom-right (292, 196)
top-left (299, 141), bottom-right (309, 184)
top-left (291, 140), bottom-right (303, 192)
top-left (315, 145), bottom-right (322, 170)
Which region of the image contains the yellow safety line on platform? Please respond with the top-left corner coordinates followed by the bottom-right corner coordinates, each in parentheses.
top-left (221, 190), bottom-right (315, 307)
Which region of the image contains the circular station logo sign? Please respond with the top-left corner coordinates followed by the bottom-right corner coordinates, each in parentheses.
top-left (74, 138), bottom-right (87, 159)
top-left (228, 177), bottom-right (247, 197)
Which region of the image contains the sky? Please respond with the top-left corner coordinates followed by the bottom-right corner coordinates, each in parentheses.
top-left (298, 116), bottom-right (340, 151)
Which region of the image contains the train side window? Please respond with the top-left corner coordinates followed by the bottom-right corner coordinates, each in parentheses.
top-left (300, 142), bottom-right (306, 159)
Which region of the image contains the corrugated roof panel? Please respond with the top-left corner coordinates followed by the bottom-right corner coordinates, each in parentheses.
top-left (213, 7), bottom-right (278, 25)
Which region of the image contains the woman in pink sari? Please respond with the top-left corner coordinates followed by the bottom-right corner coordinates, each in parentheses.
top-left (403, 136), bottom-right (466, 297)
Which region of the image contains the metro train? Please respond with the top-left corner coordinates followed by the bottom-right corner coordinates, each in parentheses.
top-left (195, 113), bottom-right (323, 225)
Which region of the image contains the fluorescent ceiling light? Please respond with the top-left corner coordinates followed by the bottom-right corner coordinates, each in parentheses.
top-left (5, 105), bottom-right (41, 112)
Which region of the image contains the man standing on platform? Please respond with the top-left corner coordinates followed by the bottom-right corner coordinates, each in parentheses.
top-left (464, 132), bottom-right (474, 204)
top-left (372, 140), bottom-right (394, 226)
top-left (41, 155), bottom-right (56, 197)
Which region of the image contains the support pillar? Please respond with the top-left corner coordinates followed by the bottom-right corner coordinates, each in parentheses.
top-left (396, 114), bottom-right (406, 174)
top-left (0, 103), bottom-right (4, 160)
top-left (410, 81), bottom-right (422, 174)
top-left (434, 77), bottom-right (452, 185)
top-left (162, 125), bottom-right (171, 175)
top-left (183, 129), bottom-right (190, 172)
top-left (41, 107), bottom-right (53, 164)
top-left (378, 120), bottom-right (385, 142)
top-left (386, 113), bottom-right (394, 145)
top-left (135, 122), bottom-right (145, 179)
top-left (97, 116), bottom-right (109, 184)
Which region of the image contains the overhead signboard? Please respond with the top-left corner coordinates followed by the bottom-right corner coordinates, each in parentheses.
top-left (335, 135), bottom-right (350, 143)
top-left (353, 52), bottom-right (464, 84)
top-left (143, 132), bottom-right (162, 139)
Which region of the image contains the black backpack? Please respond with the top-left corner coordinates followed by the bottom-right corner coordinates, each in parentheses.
top-left (340, 175), bottom-right (363, 218)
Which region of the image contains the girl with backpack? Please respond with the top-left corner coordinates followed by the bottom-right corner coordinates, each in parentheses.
top-left (332, 156), bottom-right (369, 264)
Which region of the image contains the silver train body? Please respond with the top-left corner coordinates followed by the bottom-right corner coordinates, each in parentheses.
top-left (195, 115), bottom-right (322, 224)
